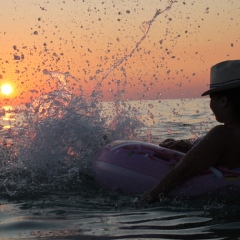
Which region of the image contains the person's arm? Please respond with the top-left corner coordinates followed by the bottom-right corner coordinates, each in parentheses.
top-left (160, 138), bottom-right (193, 153)
top-left (142, 125), bottom-right (228, 203)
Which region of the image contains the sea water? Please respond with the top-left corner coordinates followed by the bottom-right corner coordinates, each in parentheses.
top-left (1, 90), bottom-right (240, 239)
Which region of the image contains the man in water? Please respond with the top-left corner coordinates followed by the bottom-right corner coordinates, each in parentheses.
top-left (141, 60), bottom-right (240, 203)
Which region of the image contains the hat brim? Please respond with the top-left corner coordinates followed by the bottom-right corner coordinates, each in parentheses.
top-left (201, 80), bottom-right (240, 96)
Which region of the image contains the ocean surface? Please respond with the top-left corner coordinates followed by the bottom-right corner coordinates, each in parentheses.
top-left (1, 91), bottom-right (240, 240)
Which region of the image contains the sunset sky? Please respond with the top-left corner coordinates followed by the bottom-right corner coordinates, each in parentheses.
top-left (0, 0), bottom-right (240, 104)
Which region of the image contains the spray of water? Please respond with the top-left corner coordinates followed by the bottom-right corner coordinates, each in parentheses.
top-left (98, 0), bottom-right (177, 87)
top-left (0, 1), bottom-right (177, 198)
top-left (0, 71), bottom-right (144, 197)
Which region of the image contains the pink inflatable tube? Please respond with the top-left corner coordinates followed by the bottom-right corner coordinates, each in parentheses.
top-left (93, 140), bottom-right (240, 197)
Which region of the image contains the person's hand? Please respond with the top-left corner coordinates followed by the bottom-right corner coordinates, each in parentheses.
top-left (160, 138), bottom-right (192, 153)
top-left (159, 138), bottom-right (175, 147)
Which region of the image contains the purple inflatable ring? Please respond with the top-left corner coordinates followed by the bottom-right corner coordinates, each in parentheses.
top-left (93, 140), bottom-right (240, 197)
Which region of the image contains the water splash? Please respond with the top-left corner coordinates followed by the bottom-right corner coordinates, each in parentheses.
top-left (0, 71), bottom-right (143, 198)
top-left (0, 1), bottom-right (177, 198)
top-left (98, 0), bottom-right (177, 87)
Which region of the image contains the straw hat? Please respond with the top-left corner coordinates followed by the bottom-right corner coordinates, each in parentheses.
top-left (202, 60), bottom-right (240, 96)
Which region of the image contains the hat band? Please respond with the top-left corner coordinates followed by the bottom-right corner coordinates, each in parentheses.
top-left (210, 78), bottom-right (240, 89)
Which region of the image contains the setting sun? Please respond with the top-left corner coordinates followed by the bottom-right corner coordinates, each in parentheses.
top-left (1, 84), bottom-right (13, 95)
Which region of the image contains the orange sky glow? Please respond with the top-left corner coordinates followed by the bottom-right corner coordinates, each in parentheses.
top-left (0, 0), bottom-right (240, 105)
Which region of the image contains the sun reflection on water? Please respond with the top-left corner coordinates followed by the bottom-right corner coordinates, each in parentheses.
top-left (1, 105), bottom-right (15, 130)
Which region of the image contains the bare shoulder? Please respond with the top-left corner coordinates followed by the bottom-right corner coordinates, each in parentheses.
top-left (204, 125), bottom-right (240, 167)
top-left (199, 125), bottom-right (236, 154)
top-left (205, 125), bottom-right (232, 143)
top-left (191, 125), bottom-right (227, 154)
top-left (208, 124), bottom-right (240, 142)
top-left (208, 124), bottom-right (229, 134)
top-left (187, 125), bottom-right (229, 163)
